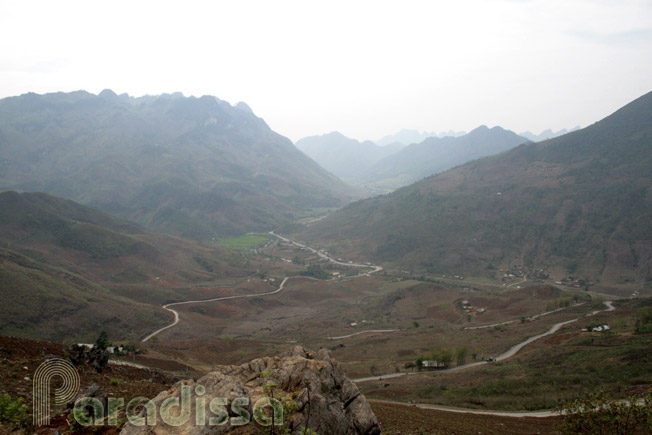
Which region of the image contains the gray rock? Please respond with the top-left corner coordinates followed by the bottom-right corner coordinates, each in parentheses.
top-left (68, 383), bottom-right (109, 425)
top-left (120, 346), bottom-right (380, 434)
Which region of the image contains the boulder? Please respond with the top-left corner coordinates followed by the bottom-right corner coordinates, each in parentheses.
top-left (120, 346), bottom-right (380, 434)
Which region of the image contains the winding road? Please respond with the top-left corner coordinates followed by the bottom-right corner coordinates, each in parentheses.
top-left (138, 232), bottom-right (621, 419)
top-left (269, 231), bottom-right (383, 275)
top-left (142, 277), bottom-right (291, 342)
top-left (353, 300), bottom-right (615, 382)
top-left (142, 232), bottom-right (384, 342)
top-left (361, 301), bottom-right (618, 418)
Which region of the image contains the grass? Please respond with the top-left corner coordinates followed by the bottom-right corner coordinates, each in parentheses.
top-left (218, 233), bottom-right (271, 250)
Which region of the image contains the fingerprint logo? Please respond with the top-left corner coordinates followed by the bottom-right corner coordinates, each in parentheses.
top-left (32, 358), bottom-right (80, 426)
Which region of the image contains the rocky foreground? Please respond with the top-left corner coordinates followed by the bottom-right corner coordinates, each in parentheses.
top-left (121, 345), bottom-right (381, 434)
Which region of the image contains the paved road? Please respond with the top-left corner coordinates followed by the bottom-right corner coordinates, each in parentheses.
top-left (327, 329), bottom-right (398, 340)
top-left (142, 277), bottom-right (290, 342)
top-left (507, 275), bottom-right (529, 288)
top-left (269, 231), bottom-right (383, 275)
top-left (354, 300), bottom-right (615, 381)
top-left (464, 303), bottom-right (585, 330)
top-left (143, 232), bottom-right (384, 342)
top-left (369, 399), bottom-right (558, 418)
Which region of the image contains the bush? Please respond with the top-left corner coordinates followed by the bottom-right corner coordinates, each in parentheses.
top-left (301, 264), bottom-right (330, 280)
top-left (0, 392), bottom-right (31, 431)
top-left (558, 390), bottom-right (652, 434)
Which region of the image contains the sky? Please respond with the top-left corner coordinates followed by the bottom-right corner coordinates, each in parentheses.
top-left (1, 0), bottom-right (651, 143)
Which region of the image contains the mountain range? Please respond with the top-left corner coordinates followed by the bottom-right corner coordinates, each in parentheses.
top-left (360, 126), bottom-right (529, 189)
top-left (297, 91), bottom-right (652, 287)
top-left (0, 90), bottom-right (355, 239)
top-left (375, 129), bottom-right (466, 147)
top-left (295, 132), bottom-right (403, 182)
top-left (519, 127), bottom-right (581, 142)
top-left (297, 127), bottom-right (529, 190)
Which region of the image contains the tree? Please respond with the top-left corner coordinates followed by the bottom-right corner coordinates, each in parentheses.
top-left (428, 348), bottom-right (452, 368)
top-left (302, 264), bottom-right (330, 280)
top-left (95, 331), bottom-right (109, 350)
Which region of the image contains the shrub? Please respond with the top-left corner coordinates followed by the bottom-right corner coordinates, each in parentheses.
top-left (0, 392), bottom-right (31, 431)
top-left (558, 390), bottom-right (652, 434)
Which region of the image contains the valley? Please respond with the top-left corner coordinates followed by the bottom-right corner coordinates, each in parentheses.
top-left (122, 230), bottom-right (647, 414)
top-left (2, 0), bottom-right (652, 430)
top-left (1, 90), bottom-right (651, 434)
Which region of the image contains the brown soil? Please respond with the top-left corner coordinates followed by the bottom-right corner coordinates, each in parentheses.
top-left (371, 400), bottom-right (562, 434)
top-left (0, 335), bottom-right (175, 434)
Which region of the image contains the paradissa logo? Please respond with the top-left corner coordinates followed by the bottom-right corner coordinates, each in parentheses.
top-left (72, 384), bottom-right (285, 428)
top-left (33, 358), bottom-right (80, 426)
top-left (33, 359), bottom-right (286, 428)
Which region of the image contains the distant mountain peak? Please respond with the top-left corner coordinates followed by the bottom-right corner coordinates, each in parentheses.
top-left (235, 101), bottom-right (253, 114)
top-left (470, 125), bottom-right (490, 133)
top-left (98, 89), bottom-right (118, 99)
top-left (518, 126), bottom-right (581, 142)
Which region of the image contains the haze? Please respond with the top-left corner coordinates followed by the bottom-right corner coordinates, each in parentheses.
top-left (1, 0), bottom-right (651, 142)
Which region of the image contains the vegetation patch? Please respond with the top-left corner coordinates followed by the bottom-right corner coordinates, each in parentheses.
top-left (218, 233), bottom-right (271, 250)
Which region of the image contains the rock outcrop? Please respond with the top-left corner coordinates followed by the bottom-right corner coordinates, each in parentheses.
top-left (68, 344), bottom-right (110, 373)
top-left (121, 346), bottom-right (380, 434)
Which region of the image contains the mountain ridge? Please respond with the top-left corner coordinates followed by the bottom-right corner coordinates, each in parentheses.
top-left (0, 190), bottom-right (254, 342)
top-left (297, 90), bottom-right (652, 288)
top-left (360, 125), bottom-right (529, 189)
top-left (0, 90), bottom-right (356, 239)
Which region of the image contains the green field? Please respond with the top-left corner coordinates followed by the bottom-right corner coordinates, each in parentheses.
top-left (218, 233), bottom-right (271, 250)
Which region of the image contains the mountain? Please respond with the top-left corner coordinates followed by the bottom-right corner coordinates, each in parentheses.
top-left (0, 90), bottom-right (355, 239)
top-left (298, 91), bottom-right (652, 286)
top-left (361, 126), bottom-right (529, 189)
top-left (295, 131), bottom-right (402, 182)
top-left (0, 190), bottom-right (252, 342)
top-left (375, 129), bottom-right (466, 147)
top-left (519, 127), bottom-right (581, 142)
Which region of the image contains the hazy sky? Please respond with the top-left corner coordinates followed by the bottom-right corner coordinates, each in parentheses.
top-left (1, 0), bottom-right (651, 142)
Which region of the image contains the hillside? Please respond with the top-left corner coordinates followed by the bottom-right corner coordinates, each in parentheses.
top-left (0, 191), bottom-right (254, 342)
top-left (298, 91), bottom-right (652, 288)
top-left (0, 90), bottom-right (355, 239)
top-left (295, 131), bottom-right (402, 182)
top-left (361, 126), bottom-right (529, 189)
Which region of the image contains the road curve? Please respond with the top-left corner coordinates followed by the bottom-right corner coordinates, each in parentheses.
top-left (143, 232), bottom-right (384, 343)
top-left (142, 277), bottom-right (290, 342)
top-left (269, 231), bottom-right (383, 275)
top-left (354, 300), bottom-right (615, 382)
